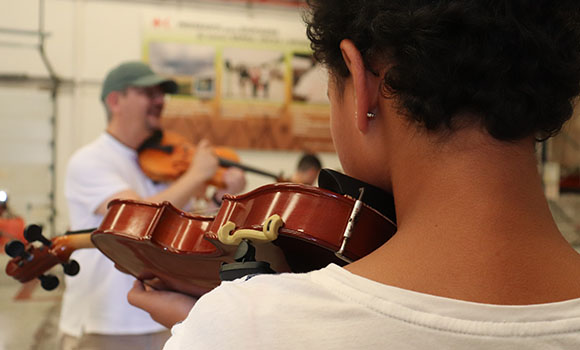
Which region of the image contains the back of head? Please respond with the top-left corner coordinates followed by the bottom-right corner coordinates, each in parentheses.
top-left (297, 153), bottom-right (322, 172)
top-left (306, 0), bottom-right (580, 141)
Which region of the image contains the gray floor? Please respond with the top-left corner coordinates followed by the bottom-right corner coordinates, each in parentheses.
top-left (0, 193), bottom-right (579, 350)
top-left (0, 255), bottom-right (63, 350)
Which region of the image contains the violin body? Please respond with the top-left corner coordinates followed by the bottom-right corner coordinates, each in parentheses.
top-left (90, 183), bottom-right (396, 297)
top-left (91, 199), bottom-right (286, 296)
top-left (137, 130), bottom-right (241, 188)
top-left (5, 172), bottom-right (397, 297)
top-left (209, 183), bottom-right (395, 271)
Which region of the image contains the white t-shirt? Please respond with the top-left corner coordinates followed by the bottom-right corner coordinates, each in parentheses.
top-left (59, 133), bottom-right (168, 337)
top-left (164, 263), bottom-right (580, 349)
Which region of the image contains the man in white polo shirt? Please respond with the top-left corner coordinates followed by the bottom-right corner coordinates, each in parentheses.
top-left (58, 61), bottom-right (245, 350)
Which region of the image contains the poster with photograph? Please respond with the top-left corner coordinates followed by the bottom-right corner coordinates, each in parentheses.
top-left (142, 12), bottom-right (333, 152)
top-left (149, 41), bottom-right (216, 99)
top-left (222, 48), bottom-right (285, 103)
top-left (291, 52), bottom-right (329, 104)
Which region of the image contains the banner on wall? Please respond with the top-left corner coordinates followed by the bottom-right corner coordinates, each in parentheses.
top-left (142, 12), bottom-right (333, 152)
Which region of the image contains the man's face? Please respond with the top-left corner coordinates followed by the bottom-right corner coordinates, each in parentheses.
top-left (119, 85), bottom-right (166, 132)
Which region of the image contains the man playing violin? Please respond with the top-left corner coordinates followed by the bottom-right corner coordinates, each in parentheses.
top-left (130, 1), bottom-right (580, 348)
top-left (59, 61), bottom-right (246, 350)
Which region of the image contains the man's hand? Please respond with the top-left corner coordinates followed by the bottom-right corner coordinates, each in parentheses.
top-left (184, 139), bottom-right (219, 183)
top-left (222, 167), bottom-right (247, 195)
top-left (210, 167), bottom-right (247, 208)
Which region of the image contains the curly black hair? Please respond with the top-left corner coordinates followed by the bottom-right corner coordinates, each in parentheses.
top-left (305, 0), bottom-right (580, 140)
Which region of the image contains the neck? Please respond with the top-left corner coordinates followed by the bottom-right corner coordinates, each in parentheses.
top-left (392, 135), bottom-right (555, 240)
top-left (347, 127), bottom-right (580, 304)
top-left (106, 120), bottom-right (152, 150)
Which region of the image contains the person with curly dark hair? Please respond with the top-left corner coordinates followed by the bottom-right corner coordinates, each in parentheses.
top-left (129, 1), bottom-right (580, 348)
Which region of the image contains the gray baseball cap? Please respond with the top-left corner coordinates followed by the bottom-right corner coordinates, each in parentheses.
top-left (100, 61), bottom-right (178, 102)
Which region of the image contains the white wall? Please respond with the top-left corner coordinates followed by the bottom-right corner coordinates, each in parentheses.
top-left (1, 0), bottom-right (340, 235)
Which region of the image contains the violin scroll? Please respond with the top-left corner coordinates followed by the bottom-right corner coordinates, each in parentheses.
top-left (4, 225), bottom-right (93, 290)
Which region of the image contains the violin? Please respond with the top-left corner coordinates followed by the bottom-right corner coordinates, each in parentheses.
top-left (4, 225), bottom-right (94, 290)
top-left (138, 130), bottom-right (287, 187)
top-left (5, 170), bottom-right (397, 297)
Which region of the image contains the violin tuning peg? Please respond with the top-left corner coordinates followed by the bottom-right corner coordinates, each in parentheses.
top-left (62, 260), bottom-right (80, 276)
top-left (5, 240), bottom-right (29, 260)
top-left (23, 224), bottom-right (42, 242)
top-left (24, 224), bottom-right (52, 247)
top-left (38, 274), bottom-right (59, 291)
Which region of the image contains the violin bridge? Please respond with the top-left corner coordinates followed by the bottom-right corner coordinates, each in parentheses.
top-left (217, 214), bottom-right (283, 246)
top-left (335, 187), bottom-right (365, 263)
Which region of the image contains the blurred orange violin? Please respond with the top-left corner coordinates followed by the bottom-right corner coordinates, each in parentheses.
top-left (137, 130), bottom-right (287, 187)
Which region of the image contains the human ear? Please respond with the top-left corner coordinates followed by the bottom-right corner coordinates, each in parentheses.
top-left (105, 91), bottom-right (121, 114)
top-left (339, 39), bottom-right (380, 134)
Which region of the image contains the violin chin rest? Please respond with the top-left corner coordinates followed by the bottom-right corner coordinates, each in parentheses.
top-left (219, 260), bottom-right (275, 282)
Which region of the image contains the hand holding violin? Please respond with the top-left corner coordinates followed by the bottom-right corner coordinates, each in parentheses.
top-left (182, 139), bottom-right (219, 184)
top-left (212, 167), bottom-right (247, 204)
top-left (127, 280), bottom-right (197, 328)
top-left (138, 129), bottom-right (286, 187)
top-left (183, 140), bottom-right (246, 205)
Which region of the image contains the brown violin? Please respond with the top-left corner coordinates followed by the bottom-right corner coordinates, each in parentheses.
top-left (138, 130), bottom-right (287, 186)
top-left (4, 225), bottom-right (94, 290)
top-left (5, 170), bottom-right (397, 297)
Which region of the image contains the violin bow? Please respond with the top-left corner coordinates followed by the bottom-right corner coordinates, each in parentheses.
top-left (217, 158), bottom-right (285, 182)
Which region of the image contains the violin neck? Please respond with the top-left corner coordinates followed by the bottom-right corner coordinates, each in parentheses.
top-left (52, 233), bottom-right (95, 261)
top-left (218, 157), bottom-right (281, 181)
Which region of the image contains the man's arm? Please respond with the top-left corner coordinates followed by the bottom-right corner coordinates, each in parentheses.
top-left (95, 139), bottom-right (218, 215)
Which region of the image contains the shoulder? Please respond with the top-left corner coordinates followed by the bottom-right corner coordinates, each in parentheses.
top-left (165, 268), bottom-right (343, 349)
top-left (64, 135), bottom-right (137, 198)
top-left (67, 136), bottom-right (109, 168)
top-left (199, 264), bottom-right (362, 310)
top-left (166, 265), bottom-right (364, 349)
top-left (66, 135), bottom-right (130, 177)
top-left (195, 271), bottom-right (319, 313)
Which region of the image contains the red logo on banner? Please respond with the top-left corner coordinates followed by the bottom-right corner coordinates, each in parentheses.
top-left (153, 17), bottom-right (170, 28)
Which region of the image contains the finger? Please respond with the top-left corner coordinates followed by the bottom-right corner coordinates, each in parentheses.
top-left (197, 139), bottom-right (211, 148)
top-left (132, 279), bottom-right (145, 291)
top-left (227, 167), bottom-right (243, 176)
